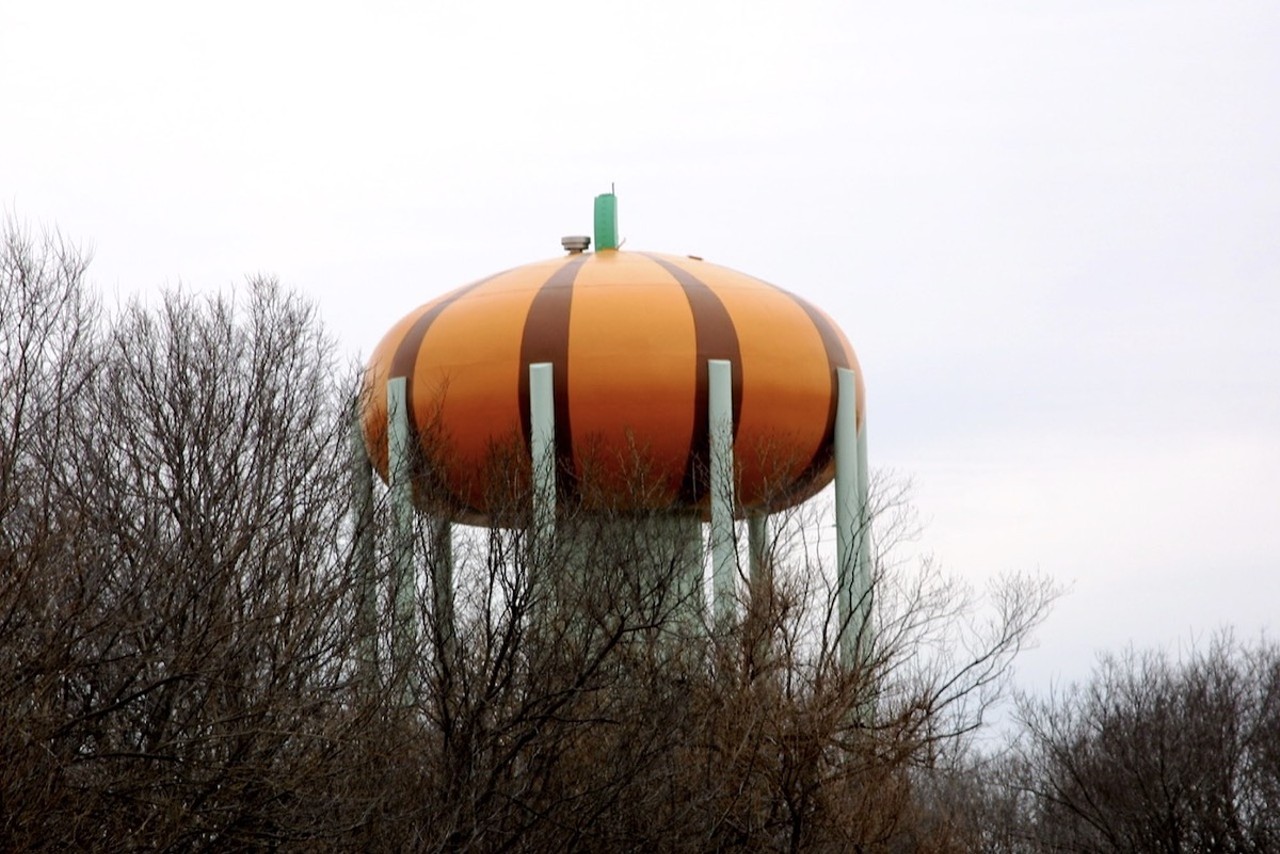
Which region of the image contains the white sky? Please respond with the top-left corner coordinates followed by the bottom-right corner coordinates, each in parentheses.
top-left (4, 0), bottom-right (1278, 693)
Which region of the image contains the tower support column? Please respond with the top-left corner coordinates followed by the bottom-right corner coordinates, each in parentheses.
top-left (709, 359), bottom-right (736, 625)
top-left (835, 368), bottom-right (870, 670)
top-left (387, 377), bottom-right (417, 696)
top-left (529, 362), bottom-right (556, 554)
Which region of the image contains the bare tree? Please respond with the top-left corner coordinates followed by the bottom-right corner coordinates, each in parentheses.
top-left (1007, 633), bottom-right (1280, 853)
top-left (1, 217), bottom-right (1059, 851)
top-left (1, 224), bottom-right (370, 848)
top-left (1, 219), bottom-right (104, 846)
top-left (343, 451), bottom-right (1059, 851)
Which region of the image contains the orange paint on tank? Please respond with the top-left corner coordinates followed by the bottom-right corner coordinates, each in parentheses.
top-left (412, 269), bottom-right (546, 512)
top-left (702, 265), bottom-right (833, 506)
top-left (361, 249), bottom-right (861, 526)
top-left (361, 293), bottom-right (452, 476)
top-left (567, 253), bottom-right (698, 508)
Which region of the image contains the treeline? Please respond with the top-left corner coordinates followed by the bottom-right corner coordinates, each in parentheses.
top-left (1, 220), bottom-right (1273, 851)
top-left (922, 634), bottom-right (1280, 852)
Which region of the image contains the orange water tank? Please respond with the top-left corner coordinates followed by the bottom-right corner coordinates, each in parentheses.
top-left (361, 247), bottom-right (862, 526)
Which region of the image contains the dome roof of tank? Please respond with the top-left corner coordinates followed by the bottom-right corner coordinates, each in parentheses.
top-left (361, 245), bottom-right (862, 526)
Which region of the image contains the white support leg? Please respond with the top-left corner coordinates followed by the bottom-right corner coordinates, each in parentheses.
top-left (708, 359), bottom-right (736, 626)
top-left (855, 396), bottom-right (872, 659)
top-left (835, 368), bottom-right (862, 670)
top-left (529, 362), bottom-right (556, 553)
top-left (387, 377), bottom-right (417, 693)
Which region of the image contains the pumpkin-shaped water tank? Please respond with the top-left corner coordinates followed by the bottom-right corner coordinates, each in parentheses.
top-left (361, 248), bottom-right (862, 526)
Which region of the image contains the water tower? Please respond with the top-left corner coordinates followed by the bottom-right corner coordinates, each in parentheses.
top-left (356, 194), bottom-right (870, 667)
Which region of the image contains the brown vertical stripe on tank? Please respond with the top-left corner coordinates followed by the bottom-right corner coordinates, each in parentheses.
top-left (643, 254), bottom-right (743, 505)
top-left (390, 274), bottom-right (509, 379)
top-left (386, 268), bottom-right (518, 516)
top-left (389, 269), bottom-right (515, 422)
top-left (789, 295), bottom-right (853, 497)
top-left (519, 253), bottom-right (590, 499)
top-left (734, 269), bottom-right (855, 496)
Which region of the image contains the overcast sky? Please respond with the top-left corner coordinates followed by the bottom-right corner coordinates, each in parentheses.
top-left (4, 0), bottom-right (1277, 693)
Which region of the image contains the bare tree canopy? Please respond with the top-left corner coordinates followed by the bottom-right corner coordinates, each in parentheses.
top-left (906, 633), bottom-right (1280, 854)
top-left (1, 219), bottom-right (1058, 851)
top-left (1009, 633), bottom-right (1280, 853)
